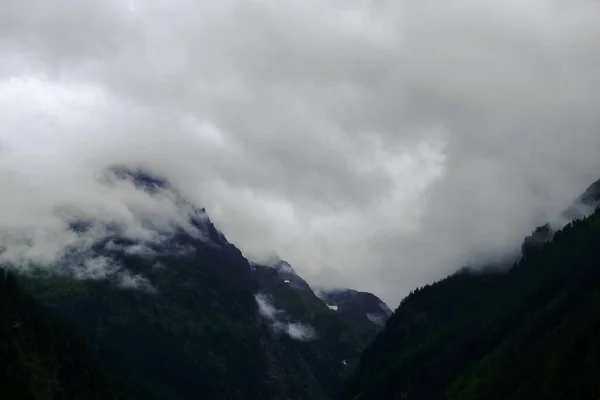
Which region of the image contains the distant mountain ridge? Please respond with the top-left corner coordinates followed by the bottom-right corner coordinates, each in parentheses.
top-left (317, 289), bottom-right (392, 327)
top-left (256, 256), bottom-right (392, 327)
top-left (263, 257), bottom-right (313, 291)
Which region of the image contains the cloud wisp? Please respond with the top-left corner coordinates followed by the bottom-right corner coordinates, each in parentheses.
top-left (255, 293), bottom-right (317, 341)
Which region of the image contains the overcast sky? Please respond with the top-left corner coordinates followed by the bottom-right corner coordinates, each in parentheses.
top-left (1, 0), bottom-right (600, 306)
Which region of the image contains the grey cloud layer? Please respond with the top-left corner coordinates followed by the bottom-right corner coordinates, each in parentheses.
top-left (1, 0), bottom-right (600, 305)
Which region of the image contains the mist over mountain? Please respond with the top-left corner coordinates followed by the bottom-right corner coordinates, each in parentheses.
top-left (2, 168), bottom-right (387, 400)
top-left (2, 0), bottom-right (600, 398)
top-left (2, 0), bottom-right (600, 306)
top-left (2, 165), bottom-right (600, 399)
top-left (341, 181), bottom-right (600, 400)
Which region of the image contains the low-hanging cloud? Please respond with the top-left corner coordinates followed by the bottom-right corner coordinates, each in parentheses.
top-left (118, 269), bottom-right (157, 293)
top-left (1, 0), bottom-right (600, 306)
top-left (0, 164), bottom-right (204, 267)
top-left (255, 293), bottom-right (317, 341)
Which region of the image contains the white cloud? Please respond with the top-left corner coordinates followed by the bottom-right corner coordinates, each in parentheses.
top-left (78, 257), bottom-right (116, 279)
top-left (118, 270), bottom-right (156, 292)
top-left (255, 293), bottom-right (279, 320)
top-left (284, 322), bottom-right (317, 342)
top-left (1, 0), bottom-right (600, 305)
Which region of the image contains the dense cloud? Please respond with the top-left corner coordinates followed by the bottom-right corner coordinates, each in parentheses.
top-left (1, 0), bottom-right (600, 305)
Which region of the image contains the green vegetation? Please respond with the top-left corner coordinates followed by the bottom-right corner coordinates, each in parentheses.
top-left (0, 167), bottom-right (384, 399)
top-left (341, 206), bottom-right (600, 400)
top-left (23, 253), bottom-right (272, 400)
top-left (253, 265), bottom-right (382, 398)
top-left (0, 268), bottom-right (132, 399)
top-left (18, 235), bottom-right (381, 399)
top-left (6, 170), bottom-right (600, 399)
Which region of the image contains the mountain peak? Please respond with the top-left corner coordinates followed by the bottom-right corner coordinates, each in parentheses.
top-left (317, 288), bottom-right (392, 326)
top-left (578, 177), bottom-right (600, 207)
top-left (258, 255), bottom-right (296, 273)
top-left (272, 260), bottom-right (296, 274)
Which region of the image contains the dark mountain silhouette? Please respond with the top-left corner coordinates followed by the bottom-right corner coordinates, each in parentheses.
top-left (317, 289), bottom-right (392, 327)
top-left (0, 268), bottom-right (134, 400)
top-left (340, 178), bottom-right (600, 400)
top-left (8, 166), bottom-right (600, 400)
top-left (12, 167), bottom-right (385, 400)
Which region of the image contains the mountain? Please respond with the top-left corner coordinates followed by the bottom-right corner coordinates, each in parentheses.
top-left (521, 178), bottom-right (600, 256)
top-left (262, 257), bottom-right (313, 291)
top-left (340, 181), bottom-right (600, 400)
top-left (562, 177), bottom-right (600, 221)
top-left (317, 289), bottom-right (392, 327)
top-left (0, 268), bottom-right (133, 400)
top-left (255, 257), bottom-right (388, 348)
top-left (257, 257), bottom-right (390, 329)
top-left (253, 259), bottom-right (386, 371)
top-left (6, 166), bottom-right (600, 399)
top-left (575, 177), bottom-right (600, 209)
top-left (13, 167), bottom-right (385, 400)
top-left (250, 262), bottom-right (377, 398)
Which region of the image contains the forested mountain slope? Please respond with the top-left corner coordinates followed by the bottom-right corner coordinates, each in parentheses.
top-left (0, 269), bottom-right (133, 400)
top-left (253, 263), bottom-right (383, 394)
top-left (341, 205), bottom-right (600, 400)
top-left (13, 167), bottom-right (386, 400)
